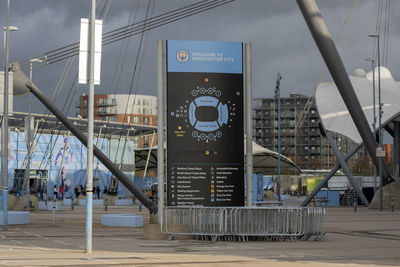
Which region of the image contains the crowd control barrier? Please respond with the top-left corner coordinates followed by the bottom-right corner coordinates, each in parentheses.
top-left (162, 206), bottom-right (325, 242)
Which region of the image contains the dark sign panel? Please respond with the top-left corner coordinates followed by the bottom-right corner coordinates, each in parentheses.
top-left (166, 40), bottom-right (244, 207)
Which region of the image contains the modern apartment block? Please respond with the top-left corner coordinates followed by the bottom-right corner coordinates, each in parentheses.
top-left (253, 94), bottom-right (361, 171)
top-left (77, 94), bottom-right (157, 148)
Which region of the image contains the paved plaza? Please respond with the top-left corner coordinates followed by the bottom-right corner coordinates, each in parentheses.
top-left (0, 204), bottom-right (399, 266)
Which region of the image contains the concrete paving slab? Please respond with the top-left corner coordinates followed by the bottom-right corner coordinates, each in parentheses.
top-left (0, 206), bottom-right (398, 266)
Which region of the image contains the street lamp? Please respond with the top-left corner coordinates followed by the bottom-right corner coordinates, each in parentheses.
top-left (274, 73), bottom-right (282, 202)
top-left (25, 59), bottom-right (42, 211)
top-left (2, 19), bottom-right (18, 230)
top-left (29, 58), bottom-right (42, 80)
top-left (1, 0), bottom-right (18, 230)
top-left (365, 57), bottom-right (377, 193)
top-left (368, 33), bottom-right (383, 211)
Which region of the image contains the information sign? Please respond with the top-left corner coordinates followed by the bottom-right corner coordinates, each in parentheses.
top-left (166, 40), bottom-right (244, 206)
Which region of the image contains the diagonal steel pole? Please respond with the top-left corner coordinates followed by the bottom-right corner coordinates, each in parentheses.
top-left (296, 0), bottom-right (391, 183)
top-left (300, 143), bottom-right (363, 207)
top-left (325, 130), bottom-right (369, 206)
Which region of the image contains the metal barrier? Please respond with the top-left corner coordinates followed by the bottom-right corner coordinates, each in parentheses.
top-left (253, 201), bottom-right (283, 207)
top-left (162, 206), bottom-right (325, 242)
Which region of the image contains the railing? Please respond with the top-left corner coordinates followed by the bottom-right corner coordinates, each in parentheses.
top-left (97, 98), bottom-right (117, 107)
top-left (162, 206), bottom-right (325, 242)
top-left (97, 107), bottom-right (117, 115)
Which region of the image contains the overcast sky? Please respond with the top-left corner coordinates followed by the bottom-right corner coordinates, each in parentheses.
top-left (0, 0), bottom-right (398, 116)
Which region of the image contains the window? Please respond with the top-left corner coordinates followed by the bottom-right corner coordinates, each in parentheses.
top-left (134, 117), bottom-right (140, 124)
top-left (144, 117), bottom-right (150, 125)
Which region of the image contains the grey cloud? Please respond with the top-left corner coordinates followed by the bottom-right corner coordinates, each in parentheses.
top-left (0, 0), bottom-right (397, 115)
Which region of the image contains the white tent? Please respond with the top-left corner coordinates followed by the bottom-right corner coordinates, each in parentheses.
top-left (316, 67), bottom-right (400, 143)
top-left (135, 139), bottom-right (301, 174)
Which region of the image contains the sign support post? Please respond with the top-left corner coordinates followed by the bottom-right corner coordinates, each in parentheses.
top-left (85, 0), bottom-right (96, 253)
top-left (245, 43), bottom-right (253, 206)
top-left (157, 40), bottom-right (165, 224)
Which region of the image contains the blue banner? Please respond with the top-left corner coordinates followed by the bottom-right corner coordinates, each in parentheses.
top-left (167, 40), bottom-right (243, 74)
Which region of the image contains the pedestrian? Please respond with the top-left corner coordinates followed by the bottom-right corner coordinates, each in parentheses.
top-left (37, 183), bottom-right (42, 200)
top-left (59, 184), bottom-right (64, 200)
top-left (17, 185), bottom-right (21, 198)
top-left (74, 186), bottom-right (80, 199)
top-left (80, 184), bottom-right (85, 196)
top-left (103, 186), bottom-right (108, 197)
top-left (53, 185), bottom-right (58, 200)
top-left (96, 185), bottom-right (100, 199)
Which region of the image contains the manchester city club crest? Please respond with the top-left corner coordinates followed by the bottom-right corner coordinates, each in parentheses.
top-left (176, 49), bottom-right (189, 63)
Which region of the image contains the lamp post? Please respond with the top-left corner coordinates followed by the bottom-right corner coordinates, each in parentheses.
top-left (25, 59), bottom-right (41, 211)
top-left (365, 57), bottom-right (377, 193)
top-left (368, 34), bottom-right (383, 211)
top-left (2, 0), bottom-right (18, 230)
top-left (29, 59), bottom-right (42, 81)
top-left (85, 0), bottom-right (96, 253)
top-left (274, 73), bottom-right (282, 202)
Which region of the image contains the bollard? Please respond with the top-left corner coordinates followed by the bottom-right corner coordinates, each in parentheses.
top-left (139, 204), bottom-right (142, 212)
top-left (391, 197), bottom-right (395, 212)
top-left (104, 198), bottom-right (108, 211)
top-left (71, 199), bottom-right (74, 210)
top-left (353, 198), bottom-right (357, 213)
top-left (52, 201), bottom-right (56, 224)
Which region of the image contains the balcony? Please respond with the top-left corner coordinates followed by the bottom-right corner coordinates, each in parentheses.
top-left (97, 98), bottom-right (117, 107)
top-left (97, 107), bottom-right (117, 115)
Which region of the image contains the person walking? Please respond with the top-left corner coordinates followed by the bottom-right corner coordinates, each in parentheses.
top-left (59, 184), bottom-right (64, 200)
top-left (96, 185), bottom-right (100, 199)
top-left (103, 186), bottom-right (108, 197)
top-left (74, 186), bottom-right (80, 199)
top-left (53, 185), bottom-right (58, 200)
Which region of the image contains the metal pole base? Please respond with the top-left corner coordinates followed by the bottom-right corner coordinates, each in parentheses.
top-left (2, 189), bottom-right (8, 230)
top-left (85, 192), bottom-right (93, 253)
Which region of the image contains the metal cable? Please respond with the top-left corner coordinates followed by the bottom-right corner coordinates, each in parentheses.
top-left (23, 1), bottom-right (111, 172)
top-left (19, 0), bottom-right (234, 71)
